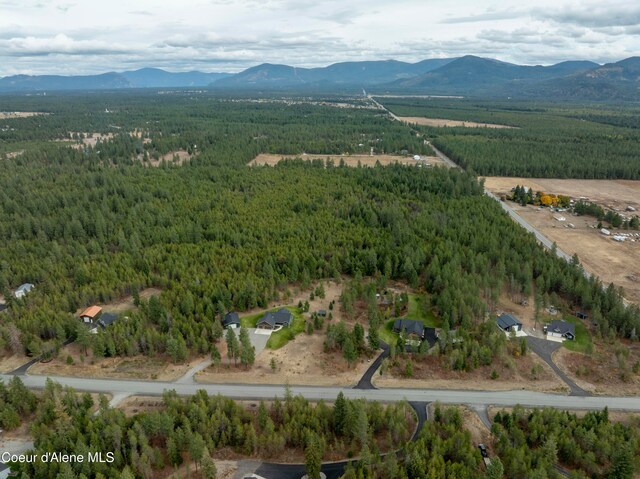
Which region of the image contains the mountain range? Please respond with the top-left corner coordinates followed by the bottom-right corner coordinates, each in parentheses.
top-left (0, 68), bottom-right (230, 92)
top-left (1, 56), bottom-right (639, 101)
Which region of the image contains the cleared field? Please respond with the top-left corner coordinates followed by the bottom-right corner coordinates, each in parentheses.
top-left (484, 178), bottom-right (640, 304)
top-left (0, 111), bottom-right (47, 119)
top-left (399, 116), bottom-right (515, 129)
top-left (249, 153), bottom-right (444, 167)
top-left (484, 177), bottom-right (640, 211)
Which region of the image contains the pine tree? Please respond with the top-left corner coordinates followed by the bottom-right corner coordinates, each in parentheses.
top-left (343, 337), bottom-right (357, 367)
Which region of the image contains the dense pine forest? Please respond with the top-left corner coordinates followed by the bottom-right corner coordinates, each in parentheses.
top-left (380, 98), bottom-right (640, 179)
top-left (6, 380), bottom-right (414, 478)
top-left (4, 379), bottom-right (640, 478)
top-left (0, 92), bottom-right (638, 363)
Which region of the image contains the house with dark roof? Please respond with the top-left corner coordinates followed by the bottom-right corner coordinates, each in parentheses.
top-left (545, 320), bottom-right (576, 341)
top-left (223, 312), bottom-right (240, 329)
top-left (14, 283), bottom-right (34, 298)
top-left (496, 313), bottom-right (522, 333)
top-left (96, 312), bottom-right (118, 330)
top-left (257, 308), bottom-right (293, 329)
top-left (393, 318), bottom-right (425, 340)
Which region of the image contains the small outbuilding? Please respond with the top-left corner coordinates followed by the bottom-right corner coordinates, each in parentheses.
top-left (575, 311), bottom-right (588, 320)
top-left (496, 313), bottom-right (522, 333)
top-left (79, 305), bottom-right (102, 324)
top-left (413, 155), bottom-right (422, 161)
top-left (14, 283), bottom-right (34, 298)
top-left (317, 310), bottom-right (327, 317)
top-left (223, 312), bottom-right (240, 329)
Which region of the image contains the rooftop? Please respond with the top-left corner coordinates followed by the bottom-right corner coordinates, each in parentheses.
top-left (80, 305), bottom-right (102, 319)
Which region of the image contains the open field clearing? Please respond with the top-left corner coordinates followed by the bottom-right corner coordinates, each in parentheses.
top-left (3, 150), bottom-right (24, 159)
top-left (249, 153), bottom-right (444, 167)
top-left (399, 116), bottom-right (515, 128)
top-left (484, 177), bottom-right (640, 211)
top-left (0, 111), bottom-right (48, 119)
top-left (373, 350), bottom-right (568, 393)
top-left (30, 343), bottom-right (208, 380)
top-left (554, 340), bottom-right (640, 396)
top-left (197, 332), bottom-right (379, 386)
top-left (0, 354), bottom-right (30, 373)
top-left (484, 178), bottom-right (640, 304)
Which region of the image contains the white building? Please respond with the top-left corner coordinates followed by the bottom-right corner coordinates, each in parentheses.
top-left (14, 283), bottom-right (34, 298)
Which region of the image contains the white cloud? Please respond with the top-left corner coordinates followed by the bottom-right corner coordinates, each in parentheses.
top-left (0, 0), bottom-right (637, 76)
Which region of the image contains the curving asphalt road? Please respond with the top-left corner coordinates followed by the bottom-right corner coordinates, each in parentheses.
top-left (354, 341), bottom-right (389, 390)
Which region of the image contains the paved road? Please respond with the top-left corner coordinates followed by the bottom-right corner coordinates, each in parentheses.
top-left (354, 341), bottom-right (389, 389)
top-left (4, 373), bottom-right (640, 412)
top-left (254, 401), bottom-right (429, 479)
top-left (525, 336), bottom-right (588, 396)
top-left (369, 96), bottom-right (579, 268)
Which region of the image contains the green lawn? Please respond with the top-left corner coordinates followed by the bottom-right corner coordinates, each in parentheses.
top-left (407, 293), bottom-right (442, 328)
top-left (555, 316), bottom-right (592, 353)
top-left (379, 319), bottom-right (399, 345)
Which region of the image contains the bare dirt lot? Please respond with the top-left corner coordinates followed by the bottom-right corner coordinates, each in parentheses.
top-left (554, 339), bottom-right (640, 396)
top-left (484, 177), bottom-right (640, 212)
top-left (3, 150), bottom-right (24, 159)
top-left (399, 116), bottom-right (515, 129)
top-left (249, 153), bottom-right (445, 167)
top-left (30, 344), bottom-right (205, 381)
top-left (484, 178), bottom-right (640, 304)
top-left (0, 112), bottom-right (47, 119)
top-left (0, 354), bottom-right (30, 373)
top-left (374, 350), bottom-right (568, 393)
top-left (152, 149), bottom-right (192, 166)
top-left (197, 332), bottom-right (379, 386)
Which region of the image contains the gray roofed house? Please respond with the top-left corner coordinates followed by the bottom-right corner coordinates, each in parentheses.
top-left (97, 312), bottom-right (118, 329)
top-left (14, 283), bottom-right (34, 298)
top-left (393, 318), bottom-right (425, 339)
top-left (257, 308), bottom-right (293, 329)
top-left (223, 312), bottom-right (240, 329)
top-left (496, 313), bottom-right (522, 332)
top-left (546, 319), bottom-right (576, 340)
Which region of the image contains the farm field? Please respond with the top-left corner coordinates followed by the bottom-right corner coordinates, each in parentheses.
top-left (248, 152), bottom-right (444, 167)
top-left (399, 116), bottom-right (514, 129)
top-left (484, 178), bottom-right (640, 304)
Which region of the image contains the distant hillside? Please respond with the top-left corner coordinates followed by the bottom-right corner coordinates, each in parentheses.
top-left (1, 57), bottom-right (637, 100)
top-left (212, 58), bottom-right (456, 88)
top-left (121, 68), bottom-right (230, 88)
top-left (389, 55), bottom-right (600, 93)
top-left (0, 68), bottom-right (230, 92)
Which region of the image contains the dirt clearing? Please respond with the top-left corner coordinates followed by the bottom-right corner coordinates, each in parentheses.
top-left (399, 116), bottom-right (515, 129)
top-left (197, 332), bottom-right (380, 386)
top-left (484, 177), bottom-right (640, 211)
top-left (0, 354), bottom-right (30, 373)
top-left (554, 340), bottom-right (640, 396)
top-left (374, 350), bottom-right (568, 393)
top-left (30, 343), bottom-right (206, 381)
top-left (484, 178), bottom-right (640, 304)
top-left (249, 153), bottom-right (445, 167)
top-left (146, 149), bottom-right (192, 166)
top-left (0, 112), bottom-right (48, 119)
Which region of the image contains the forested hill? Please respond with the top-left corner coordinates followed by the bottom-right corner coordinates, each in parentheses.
top-left (0, 93), bottom-right (637, 360)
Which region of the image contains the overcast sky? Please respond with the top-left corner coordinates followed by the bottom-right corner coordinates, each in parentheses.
top-left (0, 0), bottom-right (638, 76)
